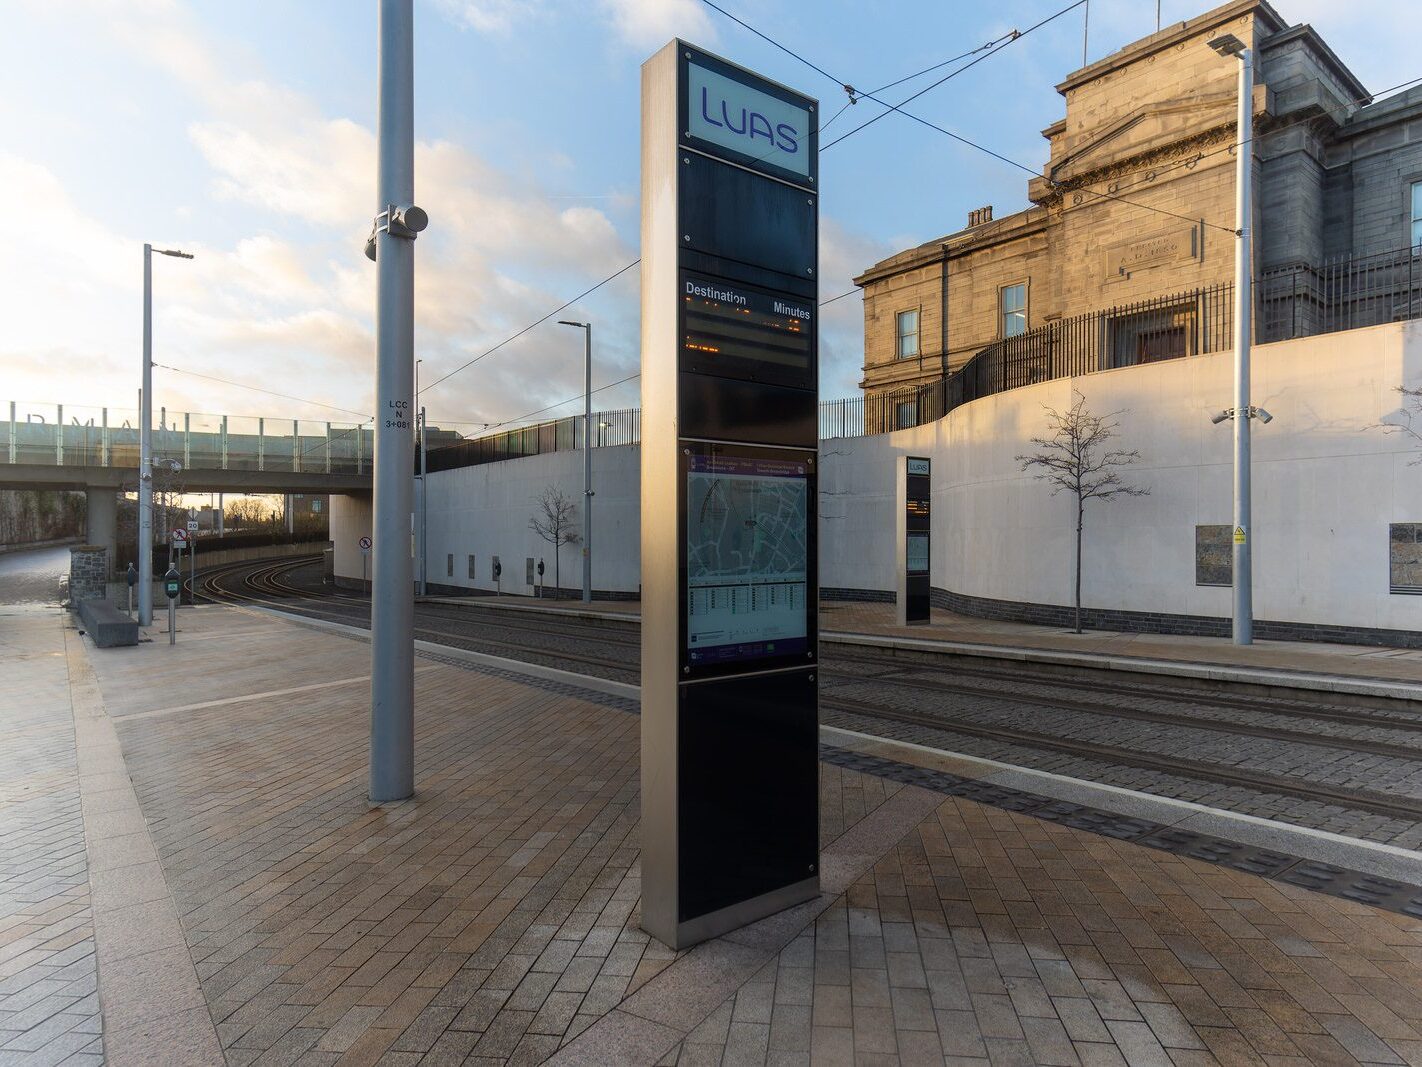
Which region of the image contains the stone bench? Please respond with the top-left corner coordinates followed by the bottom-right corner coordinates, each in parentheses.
top-left (77, 599), bottom-right (139, 648)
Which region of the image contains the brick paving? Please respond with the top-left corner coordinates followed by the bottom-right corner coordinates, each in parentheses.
top-left (659, 797), bottom-right (1422, 1066)
top-left (0, 608), bottom-right (102, 1065)
top-left (85, 608), bottom-right (911, 1064)
top-left (7, 602), bottom-right (1422, 1064)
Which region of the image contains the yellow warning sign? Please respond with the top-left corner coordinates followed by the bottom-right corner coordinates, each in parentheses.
top-left (1233, 525), bottom-right (1247, 544)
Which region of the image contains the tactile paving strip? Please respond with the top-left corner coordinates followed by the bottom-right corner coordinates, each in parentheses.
top-left (821, 743), bottom-right (1422, 920)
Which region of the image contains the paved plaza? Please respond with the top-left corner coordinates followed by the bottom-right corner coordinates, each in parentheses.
top-left (6, 602), bottom-right (1422, 1064)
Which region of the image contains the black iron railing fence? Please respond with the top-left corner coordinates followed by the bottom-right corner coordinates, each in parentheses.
top-left (844, 242), bottom-right (1422, 437)
top-left (1260, 243), bottom-right (1422, 342)
top-left (424, 243), bottom-right (1422, 462)
top-left (842, 283), bottom-right (1235, 436)
top-left (423, 407), bottom-right (640, 473)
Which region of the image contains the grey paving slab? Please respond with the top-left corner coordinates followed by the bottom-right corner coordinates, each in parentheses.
top-left (0, 611), bottom-right (102, 1064)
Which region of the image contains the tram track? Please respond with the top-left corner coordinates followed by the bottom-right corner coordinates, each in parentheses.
top-left (828, 649), bottom-right (1422, 728)
top-left (195, 553), bottom-right (1422, 838)
top-left (193, 555), bottom-right (638, 679)
top-left (818, 691), bottom-right (1422, 824)
top-left (820, 657), bottom-right (1422, 760)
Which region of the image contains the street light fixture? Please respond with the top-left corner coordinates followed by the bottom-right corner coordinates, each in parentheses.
top-left (1207, 30), bottom-right (1259, 645)
top-left (557, 320), bottom-right (594, 604)
top-left (138, 243), bottom-right (193, 628)
top-left (1207, 32), bottom-right (1246, 57)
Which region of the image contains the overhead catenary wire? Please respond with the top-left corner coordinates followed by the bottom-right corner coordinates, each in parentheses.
top-left (703, 0), bottom-right (1242, 235)
top-left (151, 363), bottom-right (373, 420)
top-left (420, 29), bottom-right (1035, 404)
top-left (461, 284), bottom-right (864, 431)
top-left (819, 5), bottom-right (1081, 152)
top-left (418, 259), bottom-right (641, 397)
top-left (420, 2), bottom-right (1119, 412)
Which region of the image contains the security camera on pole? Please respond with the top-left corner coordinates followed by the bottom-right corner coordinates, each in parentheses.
top-left (365, 0), bottom-right (429, 804)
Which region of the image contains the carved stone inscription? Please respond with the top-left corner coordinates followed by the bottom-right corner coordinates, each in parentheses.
top-left (1104, 225), bottom-right (1199, 281)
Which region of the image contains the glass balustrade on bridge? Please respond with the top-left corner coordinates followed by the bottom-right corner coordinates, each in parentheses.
top-left (2, 402), bottom-right (372, 475)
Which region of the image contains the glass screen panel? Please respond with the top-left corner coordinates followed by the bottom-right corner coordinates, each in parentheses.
top-left (686, 452), bottom-right (809, 666)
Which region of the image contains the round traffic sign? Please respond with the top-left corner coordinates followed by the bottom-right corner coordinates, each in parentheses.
top-left (359, 536), bottom-right (372, 551)
top-left (171, 528), bottom-right (188, 543)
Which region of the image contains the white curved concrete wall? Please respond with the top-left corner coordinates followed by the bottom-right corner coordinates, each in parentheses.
top-left (925, 321), bottom-right (1422, 631)
top-left (423, 445), bottom-right (640, 596)
top-left (329, 493), bottom-right (372, 583)
top-left (336, 322), bottom-right (1422, 634)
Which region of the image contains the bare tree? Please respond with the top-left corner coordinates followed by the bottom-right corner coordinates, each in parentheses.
top-left (223, 497), bottom-right (269, 531)
top-left (1383, 385), bottom-right (1422, 464)
top-left (528, 486), bottom-right (581, 598)
top-left (1017, 392), bottom-right (1149, 633)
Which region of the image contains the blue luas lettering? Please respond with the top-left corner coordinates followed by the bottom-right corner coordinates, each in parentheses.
top-left (700, 86), bottom-right (800, 161)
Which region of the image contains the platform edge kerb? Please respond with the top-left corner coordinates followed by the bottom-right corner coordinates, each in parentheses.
top-left (822, 631), bottom-right (1422, 703)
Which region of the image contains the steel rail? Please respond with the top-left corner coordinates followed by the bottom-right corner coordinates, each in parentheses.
top-left (821, 693), bottom-right (1422, 824)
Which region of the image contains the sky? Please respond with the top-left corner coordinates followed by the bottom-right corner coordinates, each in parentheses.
top-left (1, 0), bottom-right (1415, 438)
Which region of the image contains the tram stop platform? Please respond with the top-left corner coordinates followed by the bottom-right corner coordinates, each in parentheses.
top-left (8, 602), bottom-right (1422, 1065)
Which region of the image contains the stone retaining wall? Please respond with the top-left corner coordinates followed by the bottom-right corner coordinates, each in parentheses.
top-left (68, 546), bottom-right (108, 606)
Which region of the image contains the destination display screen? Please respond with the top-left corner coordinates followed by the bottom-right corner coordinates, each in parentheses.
top-left (681, 272), bottom-right (813, 389)
top-left (906, 533), bottom-right (929, 575)
top-left (685, 451), bottom-right (809, 667)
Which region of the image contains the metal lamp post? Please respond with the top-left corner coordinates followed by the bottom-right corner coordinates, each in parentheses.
top-left (558, 320), bottom-right (594, 604)
top-left (1209, 32), bottom-right (1259, 646)
top-left (138, 243), bottom-right (193, 627)
top-left (366, 0), bottom-right (429, 803)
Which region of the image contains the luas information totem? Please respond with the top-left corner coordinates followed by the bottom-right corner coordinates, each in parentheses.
top-left (640, 41), bottom-right (820, 949)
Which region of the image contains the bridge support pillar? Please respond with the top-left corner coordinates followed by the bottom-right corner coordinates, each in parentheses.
top-left (85, 487), bottom-right (117, 579)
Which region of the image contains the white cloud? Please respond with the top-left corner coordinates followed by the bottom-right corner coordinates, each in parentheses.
top-left (428, 0), bottom-right (545, 34)
top-left (3, 1), bottom-right (648, 431)
top-left (598, 0), bottom-right (715, 51)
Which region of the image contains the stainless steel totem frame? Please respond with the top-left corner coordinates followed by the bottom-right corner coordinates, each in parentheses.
top-left (639, 41), bottom-right (820, 950)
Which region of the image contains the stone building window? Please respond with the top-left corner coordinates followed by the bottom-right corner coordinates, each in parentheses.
top-left (1000, 283), bottom-right (1027, 338)
top-left (1412, 182), bottom-right (1422, 249)
top-left (1195, 525), bottom-right (1231, 586)
top-left (896, 400), bottom-right (917, 430)
top-left (1111, 302), bottom-right (1196, 366)
top-left (895, 309), bottom-right (920, 359)
top-left (1391, 523), bottom-right (1422, 594)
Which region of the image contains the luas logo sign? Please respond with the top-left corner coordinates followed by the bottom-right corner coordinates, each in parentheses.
top-left (686, 60), bottom-right (812, 179)
top-left (697, 86), bottom-right (799, 154)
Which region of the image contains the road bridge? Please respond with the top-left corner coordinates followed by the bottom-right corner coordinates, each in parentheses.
top-left (2, 401), bottom-right (461, 573)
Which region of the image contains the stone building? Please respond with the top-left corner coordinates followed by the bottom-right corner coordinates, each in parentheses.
top-left (854, 0), bottom-right (1422, 425)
